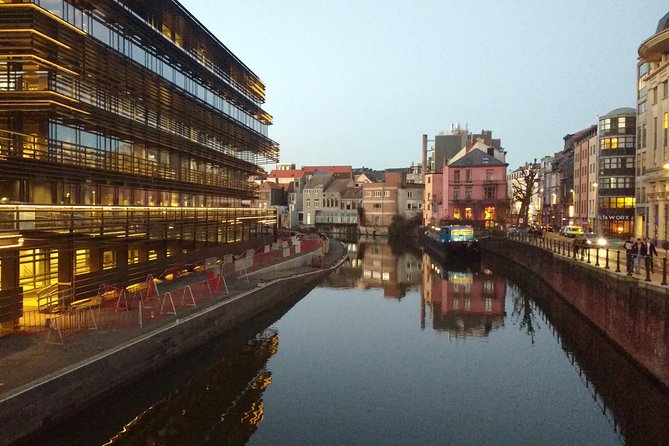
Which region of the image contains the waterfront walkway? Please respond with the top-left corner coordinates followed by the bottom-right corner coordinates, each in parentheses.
top-left (0, 238), bottom-right (344, 397)
top-left (510, 232), bottom-right (669, 290)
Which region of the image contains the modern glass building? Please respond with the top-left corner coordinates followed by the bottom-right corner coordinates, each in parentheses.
top-left (0, 0), bottom-right (278, 326)
top-left (596, 108), bottom-right (636, 237)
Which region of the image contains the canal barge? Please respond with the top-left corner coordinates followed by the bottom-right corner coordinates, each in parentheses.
top-left (422, 224), bottom-right (480, 261)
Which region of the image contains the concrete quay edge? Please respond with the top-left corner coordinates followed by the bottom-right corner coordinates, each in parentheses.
top-left (0, 242), bottom-right (347, 446)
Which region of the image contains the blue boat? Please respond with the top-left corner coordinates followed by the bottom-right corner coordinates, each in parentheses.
top-left (422, 224), bottom-right (480, 259)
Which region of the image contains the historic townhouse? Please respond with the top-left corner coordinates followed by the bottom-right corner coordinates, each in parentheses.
top-left (446, 140), bottom-right (508, 228)
top-left (637, 13), bottom-right (669, 241)
top-left (0, 0), bottom-right (278, 323)
top-left (571, 125), bottom-right (597, 231)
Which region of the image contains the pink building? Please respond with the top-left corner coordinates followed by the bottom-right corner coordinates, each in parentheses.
top-left (443, 141), bottom-right (508, 228)
top-left (424, 172), bottom-right (445, 225)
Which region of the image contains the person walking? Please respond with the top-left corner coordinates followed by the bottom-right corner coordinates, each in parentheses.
top-left (624, 236), bottom-right (635, 276)
top-left (644, 237), bottom-right (658, 273)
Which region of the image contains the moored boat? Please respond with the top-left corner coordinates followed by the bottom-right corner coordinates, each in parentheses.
top-left (422, 224), bottom-right (480, 260)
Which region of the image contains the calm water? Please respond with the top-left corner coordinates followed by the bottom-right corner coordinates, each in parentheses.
top-left (35, 241), bottom-right (669, 446)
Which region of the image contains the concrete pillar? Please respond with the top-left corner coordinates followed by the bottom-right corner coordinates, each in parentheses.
top-left (58, 245), bottom-right (74, 287)
top-left (648, 203), bottom-right (656, 239)
top-left (635, 213), bottom-right (645, 239)
top-left (90, 247), bottom-right (102, 273)
top-left (659, 201), bottom-right (667, 243)
top-left (0, 248), bottom-right (19, 290)
top-left (115, 243), bottom-right (128, 281)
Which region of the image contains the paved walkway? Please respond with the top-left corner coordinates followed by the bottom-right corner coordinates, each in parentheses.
top-left (0, 241), bottom-right (344, 396)
top-left (515, 232), bottom-right (669, 289)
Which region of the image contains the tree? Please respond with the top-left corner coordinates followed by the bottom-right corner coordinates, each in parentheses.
top-left (512, 161), bottom-right (539, 227)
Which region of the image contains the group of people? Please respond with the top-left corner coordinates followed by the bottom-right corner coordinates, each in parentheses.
top-left (624, 236), bottom-right (658, 275)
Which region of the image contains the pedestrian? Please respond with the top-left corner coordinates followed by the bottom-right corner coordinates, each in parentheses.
top-left (644, 237), bottom-right (658, 273)
top-left (624, 236), bottom-right (635, 275)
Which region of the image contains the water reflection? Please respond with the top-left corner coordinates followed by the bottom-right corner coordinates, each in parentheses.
top-left (327, 239), bottom-right (669, 445)
top-left (105, 329), bottom-right (278, 445)
top-left (29, 238), bottom-right (669, 445)
top-left (321, 240), bottom-right (422, 298)
top-left (421, 254), bottom-right (505, 338)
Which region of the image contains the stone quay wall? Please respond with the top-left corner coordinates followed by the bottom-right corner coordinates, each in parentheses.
top-left (0, 248), bottom-right (344, 446)
top-left (481, 237), bottom-right (669, 391)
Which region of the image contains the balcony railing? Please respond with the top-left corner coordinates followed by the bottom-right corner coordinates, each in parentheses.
top-left (0, 138), bottom-right (253, 193)
top-left (0, 204), bottom-right (276, 240)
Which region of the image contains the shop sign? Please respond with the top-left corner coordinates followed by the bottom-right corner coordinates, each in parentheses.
top-left (597, 214), bottom-right (631, 221)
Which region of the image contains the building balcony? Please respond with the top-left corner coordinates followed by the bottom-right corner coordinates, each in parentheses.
top-left (0, 204), bottom-right (276, 241)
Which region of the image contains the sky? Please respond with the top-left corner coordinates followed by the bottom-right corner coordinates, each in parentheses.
top-left (180, 0), bottom-right (668, 171)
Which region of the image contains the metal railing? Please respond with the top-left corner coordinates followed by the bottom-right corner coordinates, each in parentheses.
top-left (508, 232), bottom-right (668, 286)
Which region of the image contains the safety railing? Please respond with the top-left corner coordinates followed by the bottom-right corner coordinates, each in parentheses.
top-left (508, 232), bottom-right (669, 286)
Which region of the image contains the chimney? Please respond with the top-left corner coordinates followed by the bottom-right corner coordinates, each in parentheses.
top-left (422, 134), bottom-right (428, 175)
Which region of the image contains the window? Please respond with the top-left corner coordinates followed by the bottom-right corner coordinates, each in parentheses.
top-left (453, 208), bottom-right (461, 220)
top-left (486, 169), bottom-right (494, 181)
top-left (618, 117), bottom-right (626, 132)
top-left (485, 187), bottom-right (496, 199)
top-left (639, 101), bottom-right (647, 114)
top-left (306, 199), bottom-right (311, 207)
top-left (373, 190), bottom-right (382, 197)
top-left (453, 188), bottom-right (460, 200)
top-left (373, 203), bottom-right (382, 209)
top-left (407, 191), bottom-right (413, 198)
top-left (600, 118), bottom-right (611, 133)
top-left (466, 170), bottom-right (472, 182)
top-left (664, 80), bottom-right (668, 98)
top-left (664, 112), bottom-right (668, 146)
top-left (453, 170), bottom-right (460, 183)
top-left (465, 187), bottom-right (472, 200)
top-left (384, 190), bottom-right (390, 197)
top-left (465, 207), bottom-right (473, 219)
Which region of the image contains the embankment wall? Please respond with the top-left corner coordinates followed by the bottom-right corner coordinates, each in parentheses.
top-left (481, 237), bottom-right (669, 391)
top-left (0, 254), bottom-right (340, 445)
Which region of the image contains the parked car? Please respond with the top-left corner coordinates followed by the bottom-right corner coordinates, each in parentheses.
top-left (574, 233), bottom-right (608, 248)
top-left (560, 225), bottom-right (584, 238)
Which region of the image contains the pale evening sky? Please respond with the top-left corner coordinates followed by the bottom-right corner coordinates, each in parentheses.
top-left (180, 0), bottom-right (668, 171)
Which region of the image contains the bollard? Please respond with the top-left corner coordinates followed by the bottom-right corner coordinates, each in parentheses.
top-left (615, 250), bottom-right (621, 273)
top-left (595, 248), bottom-right (599, 266)
top-left (605, 248), bottom-right (609, 269)
top-left (646, 260), bottom-right (651, 282)
top-left (586, 248), bottom-right (591, 264)
top-left (663, 258), bottom-right (668, 286)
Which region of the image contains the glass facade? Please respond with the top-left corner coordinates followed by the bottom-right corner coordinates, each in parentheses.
top-left (597, 112), bottom-right (636, 238)
top-left (0, 0), bottom-right (278, 319)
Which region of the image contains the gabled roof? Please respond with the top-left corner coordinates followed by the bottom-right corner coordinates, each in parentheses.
top-left (341, 186), bottom-right (363, 199)
top-left (304, 173), bottom-right (333, 189)
top-left (267, 169), bottom-right (305, 180)
top-left (303, 166), bottom-right (352, 175)
top-left (265, 182), bottom-right (286, 190)
top-left (324, 179), bottom-right (354, 194)
top-left (448, 148), bottom-right (506, 167)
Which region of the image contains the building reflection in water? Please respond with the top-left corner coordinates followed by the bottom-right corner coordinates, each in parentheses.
top-left (421, 253), bottom-right (505, 337)
top-left (321, 240), bottom-right (422, 299)
top-left (103, 329), bottom-right (279, 446)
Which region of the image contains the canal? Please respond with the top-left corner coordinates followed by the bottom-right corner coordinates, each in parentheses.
top-left (31, 240), bottom-right (669, 446)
